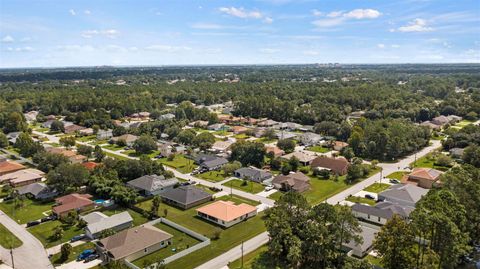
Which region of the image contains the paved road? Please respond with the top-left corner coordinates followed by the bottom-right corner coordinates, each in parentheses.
top-left (0, 210), bottom-right (53, 269)
top-left (195, 232), bottom-right (269, 269)
top-left (0, 148), bottom-right (37, 167)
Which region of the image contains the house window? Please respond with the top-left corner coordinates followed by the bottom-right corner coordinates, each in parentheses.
top-left (144, 248), bottom-right (148, 252)
top-left (378, 217), bottom-right (381, 222)
top-left (367, 214), bottom-right (370, 219)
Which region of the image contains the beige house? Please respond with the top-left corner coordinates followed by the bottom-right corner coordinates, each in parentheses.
top-left (0, 168), bottom-right (44, 187)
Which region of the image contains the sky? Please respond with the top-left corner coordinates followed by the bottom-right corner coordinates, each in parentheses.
top-left (0, 0), bottom-right (479, 67)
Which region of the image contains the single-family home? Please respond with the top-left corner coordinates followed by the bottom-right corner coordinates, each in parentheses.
top-left (0, 158), bottom-right (26, 176)
top-left (17, 182), bottom-right (57, 200)
top-left (300, 132), bottom-right (323, 146)
top-left (110, 134), bottom-right (139, 146)
top-left (351, 201), bottom-right (414, 225)
top-left (265, 145), bottom-right (285, 157)
top-left (196, 201), bottom-right (257, 228)
top-left (24, 111), bottom-right (39, 122)
top-left (332, 141), bottom-right (349, 151)
top-left (420, 121), bottom-right (442, 130)
top-left (159, 142), bottom-right (186, 157)
top-left (0, 168), bottom-right (45, 187)
top-left (446, 115), bottom-right (462, 123)
top-left (80, 211), bottom-right (133, 239)
top-left (188, 120), bottom-right (209, 128)
top-left (449, 147), bottom-right (465, 158)
top-left (274, 122), bottom-right (302, 131)
top-left (127, 175), bottom-right (178, 196)
top-left (402, 168), bottom-right (443, 189)
top-left (210, 140), bottom-right (234, 153)
top-left (79, 128), bottom-right (94, 136)
top-left (234, 167), bottom-right (273, 183)
top-left (6, 132), bottom-right (20, 144)
top-left (310, 156), bottom-right (349, 176)
top-left (431, 115), bottom-right (450, 126)
top-left (160, 185), bottom-right (213, 209)
top-left (232, 126), bottom-right (249, 135)
top-left (96, 224), bottom-right (172, 262)
top-left (257, 119), bottom-right (278, 127)
top-left (97, 129), bottom-right (113, 140)
top-left (275, 131), bottom-right (298, 140)
top-left (64, 124), bottom-right (86, 134)
top-left (159, 113), bottom-right (175, 120)
top-left (45, 147), bottom-right (87, 164)
top-left (52, 193), bottom-right (94, 217)
top-left (342, 225), bottom-right (377, 258)
top-left (194, 154), bottom-right (229, 171)
top-left (207, 123), bottom-right (228, 131)
top-left (377, 184), bottom-right (429, 207)
top-left (281, 152), bottom-right (316, 166)
top-left (272, 172), bottom-right (310, 193)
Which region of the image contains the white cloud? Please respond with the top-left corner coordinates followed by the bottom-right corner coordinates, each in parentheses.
top-left (6, 46), bottom-right (34, 52)
top-left (69, 9), bottom-right (76, 16)
top-left (312, 9), bottom-right (322, 16)
top-left (191, 23), bottom-right (223, 29)
top-left (84, 10), bottom-right (91, 15)
top-left (57, 45), bottom-right (95, 52)
top-left (312, 8), bottom-right (381, 28)
top-left (81, 29), bottom-right (119, 38)
top-left (263, 17), bottom-right (274, 24)
top-left (303, 50), bottom-right (319, 56)
top-left (344, 9), bottom-right (381, 19)
top-left (259, 48), bottom-right (280, 53)
top-left (145, 45), bottom-right (192, 52)
top-left (327, 11), bottom-right (343, 18)
top-left (312, 18), bottom-right (345, 28)
top-left (397, 18), bottom-right (433, 32)
top-left (2, 35), bottom-right (14, 43)
top-left (391, 44), bottom-right (401, 48)
top-left (219, 7), bottom-right (263, 19)
top-left (377, 43), bottom-right (385, 49)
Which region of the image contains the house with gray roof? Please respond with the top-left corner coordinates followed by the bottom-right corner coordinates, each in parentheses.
top-left (342, 225), bottom-right (377, 258)
top-left (127, 175), bottom-right (178, 196)
top-left (352, 201), bottom-right (414, 225)
top-left (234, 167), bottom-right (273, 183)
top-left (160, 185), bottom-right (213, 209)
top-left (17, 182), bottom-right (57, 200)
top-left (378, 184), bottom-right (429, 207)
top-left (300, 132), bottom-right (323, 146)
top-left (159, 113), bottom-right (175, 120)
top-left (81, 211), bottom-right (133, 239)
top-left (194, 154), bottom-right (228, 171)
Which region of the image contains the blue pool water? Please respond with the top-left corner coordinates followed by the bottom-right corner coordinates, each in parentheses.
top-left (94, 199), bottom-right (105, 204)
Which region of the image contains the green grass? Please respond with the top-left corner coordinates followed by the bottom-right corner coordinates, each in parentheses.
top-left (0, 186), bottom-right (10, 198)
top-left (195, 184), bottom-right (220, 194)
top-left (104, 151), bottom-right (129, 160)
top-left (364, 255), bottom-right (382, 267)
top-left (455, 119), bottom-right (475, 128)
top-left (76, 135), bottom-right (96, 142)
top-left (216, 194), bottom-right (261, 206)
top-left (0, 223), bottom-right (22, 249)
top-left (0, 199), bottom-right (54, 224)
top-left (28, 220), bottom-right (84, 248)
top-left (212, 130), bottom-right (232, 136)
top-left (234, 133), bottom-right (250, 139)
top-left (102, 208), bottom-right (149, 227)
top-left (306, 145), bottom-right (330, 153)
top-left (386, 171), bottom-right (407, 180)
top-left (268, 191), bottom-right (284, 201)
top-left (133, 222), bottom-right (201, 267)
top-left (197, 171), bottom-right (227, 182)
top-left (222, 179), bottom-right (265, 194)
top-left (228, 245), bottom-right (268, 269)
top-left (257, 137), bottom-right (277, 144)
top-left (51, 242), bottom-right (95, 265)
top-left (346, 196), bottom-right (376, 206)
top-left (410, 154), bottom-right (450, 171)
top-left (126, 150), bottom-right (161, 159)
top-left (159, 155), bottom-right (197, 174)
top-left (363, 183), bottom-right (391, 193)
top-left (101, 143), bottom-right (125, 151)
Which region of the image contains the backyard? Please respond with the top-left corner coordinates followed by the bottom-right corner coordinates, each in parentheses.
top-left (306, 145), bottom-right (330, 153)
top-left (0, 198), bottom-right (54, 224)
top-left (410, 154), bottom-right (451, 171)
top-left (346, 196), bottom-right (377, 206)
top-left (0, 223), bottom-right (22, 249)
top-left (221, 179), bottom-right (264, 194)
top-left (158, 155), bottom-right (197, 174)
top-left (363, 183), bottom-right (391, 193)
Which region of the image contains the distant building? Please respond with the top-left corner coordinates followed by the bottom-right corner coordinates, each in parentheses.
top-left (265, 146), bottom-right (284, 157)
top-left (300, 132), bottom-right (323, 146)
top-left (97, 129), bottom-right (113, 140)
top-left (0, 168), bottom-right (45, 187)
top-left (402, 168), bottom-right (443, 189)
top-left (17, 182), bottom-right (57, 200)
top-left (0, 159), bottom-right (26, 176)
top-left (110, 134), bottom-right (139, 146)
top-left (52, 193), bottom-right (94, 217)
top-left (193, 154), bottom-right (229, 171)
top-left (377, 184), bottom-right (429, 207)
top-left (281, 152), bottom-right (316, 166)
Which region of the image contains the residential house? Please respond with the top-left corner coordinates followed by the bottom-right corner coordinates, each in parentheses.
top-left (97, 129), bottom-right (113, 140)
top-left (0, 158), bottom-right (26, 176)
top-left (158, 113), bottom-right (175, 120)
top-left (332, 141), bottom-right (349, 151)
top-left (210, 140), bottom-right (234, 153)
top-left (274, 122), bottom-right (302, 131)
top-left (160, 185), bottom-right (213, 209)
top-left (234, 167), bottom-right (273, 183)
top-left (342, 225), bottom-right (377, 258)
top-left (275, 131), bottom-right (298, 140)
top-left (41, 120), bottom-right (55, 129)
top-left (96, 224), bottom-right (172, 262)
top-left (24, 111), bottom-right (39, 122)
top-left (159, 142), bottom-right (186, 157)
top-left (265, 146), bottom-right (284, 157)
top-left (0, 168), bottom-right (45, 187)
top-left (351, 201), bottom-right (414, 225)
top-left (81, 162), bottom-right (100, 171)
top-left (17, 182), bottom-right (57, 200)
top-left (193, 154), bottom-right (229, 171)
top-left (377, 184), bottom-right (429, 207)
top-left (207, 123), bottom-right (228, 131)
top-left (300, 132), bottom-right (323, 146)
top-left (232, 126), bottom-right (249, 135)
top-left (402, 168), bottom-right (443, 189)
top-left (420, 121), bottom-right (442, 130)
top-left (64, 124), bottom-right (86, 134)
top-left (6, 132), bottom-right (20, 144)
top-left (310, 156), bottom-right (349, 176)
top-left (449, 147), bottom-right (465, 159)
top-left (298, 125), bottom-right (314, 132)
top-left (79, 128), bottom-right (94, 136)
top-left (196, 201), bottom-right (257, 228)
top-left (431, 115), bottom-right (450, 126)
top-left (446, 115), bottom-right (462, 123)
top-left (188, 120), bottom-right (209, 128)
top-left (257, 119), bottom-right (278, 127)
top-left (80, 211), bottom-right (133, 239)
top-left (52, 193), bottom-right (94, 217)
top-left (110, 134), bottom-right (139, 146)
top-left (272, 172), bottom-right (310, 193)
top-left (45, 147), bottom-right (87, 164)
top-left (126, 175), bottom-right (178, 196)
top-left (281, 152), bottom-right (316, 166)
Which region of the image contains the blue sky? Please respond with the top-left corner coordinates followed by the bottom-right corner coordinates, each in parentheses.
top-left (0, 0), bottom-right (479, 67)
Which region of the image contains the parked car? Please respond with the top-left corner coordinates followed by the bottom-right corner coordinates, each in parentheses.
top-left (389, 179), bottom-right (400, 184)
top-left (41, 215), bottom-right (56, 223)
top-left (26, 221), bottom-right (41, 227)
top-left (84, 254), bottom-right (100, 263)
top-left (265, 184), bottom-right (274, 191)
top-left (365, 194), bottom-right (375, 200)
top-left (70, 234), bottom-right (86, 243)
top-left (3, 196), bottom-right (13, 201)
top-left (77, 249), bottom-right (95, 261)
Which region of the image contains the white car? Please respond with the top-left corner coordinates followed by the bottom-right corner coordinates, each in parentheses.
top-left (265, 185), bottom-right (274, 191)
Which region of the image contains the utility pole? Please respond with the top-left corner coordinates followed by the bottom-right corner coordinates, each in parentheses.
top-left (241, 240), bottom-right (244, 268)
top-left (379, 168), bottom-right (383, 184)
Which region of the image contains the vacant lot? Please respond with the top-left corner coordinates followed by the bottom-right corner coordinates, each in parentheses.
top-left (306, 145), bottom-right (330, 153)
top-left (222, 179), bottom-right (264, 194)
top-left (0, 198), bottom-right (54, 224)
top-left (159, 155), bottom-right (197, 174)
top-left (363, 183), bottom-right (390, 193)
top-left (197, 171), bottom-right (227, 182)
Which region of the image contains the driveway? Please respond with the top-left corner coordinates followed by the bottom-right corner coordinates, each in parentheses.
top-left (0, 210), bottom-right (53, 269)
top-left (55, 258), bottom-right (101, 269)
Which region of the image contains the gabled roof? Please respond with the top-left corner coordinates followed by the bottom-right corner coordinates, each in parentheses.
top-left (85, 211), bottom-right (133, 235)
top-left (234, 167), bottom-right (272, 181)
top-left (311, 156), bottom-right (349, 174)
top-left (53, 193), bottom-right (93, 215)
top-left (379, 184), bottom-right (428, 204)
top-left (17, 182), bottom-right (50, 196)
top-left (99, 224), bottom-right (172, 260)
top-left (408, 168), bottom-right (443, 181)
top-left (282, 152), bottom-right (316, 163)
top-left (352, 201), bottom-right (414, 219)
top-left (127, 175), bottom-right (178, 192)
top-left (160, 185), bottom-right (212, 205)
top-left (0, 168), bottom-right (44, 184)
top-left (0, 160), bottom-right (26, 175)
top-left (272, 172), bottom-right (310, 192)
top-left (196, 201), bottom-right (257, 222)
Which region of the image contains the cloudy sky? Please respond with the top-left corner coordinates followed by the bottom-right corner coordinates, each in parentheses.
top-left (0, 0), bottom-right (479, 67)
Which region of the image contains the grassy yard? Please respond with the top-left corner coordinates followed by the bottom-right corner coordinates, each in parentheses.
top-left (455, 119), bottom-right (475, 128)
top-left (234, 133), bottom-right (250, 139)
top-left (303, 176), bottom-right (350, 205)
top-left (257, 137), bottom-right (277, 144)
top-left (212, 130), bottom-right (232, 136)
top-left (76, 135), bottom-right (96, 142)
top-left (159, 155), bottom-right (197, 174)
top-left (306, 145), bottom-right (330, 153)
top-left (195, 184), bottom-right (220, 194)
top-left (363, 183), bottom-right (391, 193)
top-left (28, 220), bottom-right (84, 247)
top-left (132, 222), bottom-right (201, 267)
top-left (0, 198), bottom-right (54, 224)
top-left (229, 245), bottom-right (269, 269)
top-left (197, 171), bottom-right (227, 182)
top-left (222, 179), bottom-right (265, 194)
top-left (126, 150), bottom-right (161, 159)
top-left (216, 194), bottom-right (261, 206)
top-left (51, 242), bottom-right (95, 265)
top-left (346, 196), bottom-right (376, 206)
top-left (410, 154), bottom-right (450, 171)
top-left (386, 171), bottom-right (408, 180)
top-left (101, 143), bottom-right (125, 151)
top-left (0, 186), bottom-right (10, 198)
top-left (0, 223), bottom-right (22, 249)
top-left (268, 191), bottom-right (284, 201)
top-left (102, 208), bottom-right (149, 227)
top-left (104, 151), bottom-right (129, 160)
top-left (364, 255), bottom-right (382, 267)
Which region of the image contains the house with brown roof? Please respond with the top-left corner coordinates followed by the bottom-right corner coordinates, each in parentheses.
top-left (81, 162), bottom-right (100, 171)
top-left (431, 115), bottom-right (450, 126)
top-left (272, 172), bottom-right (310, 193)
top-left (196, 200), bottom-right (257, 228)
top-left (110, 134), bottom-right (139, 146)
top-left (45, 147), bottom-right (87, 164)
top-left (52, 193), bottom-right (94, 217)
top-left (0, 168), bottom-right (45, 187)
top-left (64, 124), bottom-right (86, 134)
top-left (402, 168), bottom-right (443, 189)
top-left (333, 141), bottom-right (349, 151)
top-left (0, 158), bottom-right (26, 176)
top-left (265, 145), bottom-right (285, 157)
top-left (310, 156), bottom-right (350, 175)
top-left (210, 140), bottom-right (234, 153)
top-left (232, 126), bottom-right (249, 135)
top-left (281, 151), bottom-right (317, 166)
top-left (96, 224), bottom-right (172, 262)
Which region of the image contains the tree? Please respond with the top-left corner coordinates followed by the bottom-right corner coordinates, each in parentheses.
top-left (0, 131), bottom-right (9, 148)
top-left (50, 120), bottom-right (64, 133)
top-left (222, 161), bottom-right (242, 176)
top-left (341, 147), bottom-right (355, 161)
top-left (47, 163), bottom-right (89, 193)
top-left (77, 144), bottom-right (93, 157)
top-left (193, 132), bottom-right (215, 151)
top-left (33, 152), bottom-right (69, 172)
top-left (262, 128), bottom-right (277, 140)
top-left (112, 125), bottom-right (127, 137)
top-left (52, 226), bottom-right (64, 241)
top-left (175, 129), bottom-right (196, 145)
top-left (99, 229), bottom-right (116, 239)
top-left (230, 141), bottom-right (266, 167)
top-left (462, 145), bottom-right (480, 167)
top-left (313, 168), bottom-right (330, 179)
top-left (270, 157), bottom-right (282, 170)
top-left (374, 215), bottom-right (416, 269)
top-left (464, 111), bottom-right (478, 121)
top-left (94, 145), bottom-right (105, 162)
top-left (4, 112), bottom-right (27, 133)
top-left (15, 132), bottom-right (43, 157)
top-left (59, 136), bottom-right (76, 148)
top-left (288, 156), bottom-right (300, 172)
top-left (133, 135), bottom-right (157, 154)
top-left (277, 139), bottom-right (296, 154)
top-left (60, 243), bottom-right (72, 262)
top-left (150, 196), bottom-right (161, 218)
top-left (435, 154), bottom-right (452, 167)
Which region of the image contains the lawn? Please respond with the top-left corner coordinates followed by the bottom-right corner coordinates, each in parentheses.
top-left (303, 176), bottom-right (350, 205)
top-left (126, 150), bottom-right (161, 159)
top-left (364, 255), bottom-right (382, 267)
top-left (346, 196), bottom-right (376, 206)
top-left (234, 133), bottom-right (250, 139)
top-left (51, 242), bottom-right (95, 265)
top-left (386, 171), bottom-right (408, 180)
top-left (268, 191), bottom-right (284, 201)
top-left (229, 245), bottom-right (269, 269)
top-left (132, 222), bottom-right (201, 267)
top-left (216, 194), bottom-right (261, 206)
top-left (195, 184), bottom-right (220, 194)
top-left (104, 151), bottom-right (129, 160)
top-left (0, 186), bottom-right (10, 198)
top-left (0, 223), bottom-right (22, 249)
top-left (159, 155), bottom-right (197, 174)
top-left (76, 135), bottom-right (96, 142)
top-left (212, 130), bottom-right (232, 136)
top-left (410, 154), bottom-right (450, 171)
top-left (101, 143), bottom-right (125, 151)
top-left (363, 183), bottom-right (391, 193)
top-left (257, 137), bottom-right (277, 144)
top-left (222, 179), bottom-right (265, 194)
top-left (0, 198), bottom-right (54, 224)
top-left (306, 145), bottom-right (330, 153)
top-left (28, 220), bottom-right (84, 248)
top-left (455, 119), bottom-right (475, 128)
top-left (197, 171), bottom-right (227, 182)
top-left (102, 208), bottom-right (149, 227)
